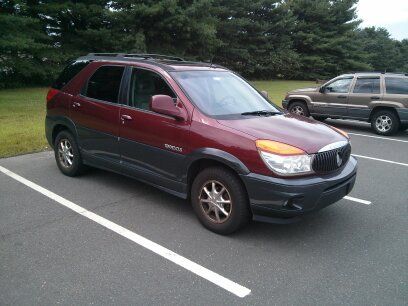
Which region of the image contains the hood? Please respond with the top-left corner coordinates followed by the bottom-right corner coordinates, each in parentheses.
top-left (289, 87), bottom-right (318, 93)
top-left (217, 114), bottom-right (346, 154)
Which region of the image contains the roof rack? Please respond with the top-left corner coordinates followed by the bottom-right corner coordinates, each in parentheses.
top-left (87, 53), bottom-right (185, 62)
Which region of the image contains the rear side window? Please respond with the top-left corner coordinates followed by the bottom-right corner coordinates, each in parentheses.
top-left (84, 66), bottom-right (125, 103)
top-left (353, 77), bottom-right (380, 94)
top-left (52, 60), bottom-right (90, 90)
top-left (129, 68), bottom-right (176, 110)
top-left (385, 77), bottom-right (408, 94)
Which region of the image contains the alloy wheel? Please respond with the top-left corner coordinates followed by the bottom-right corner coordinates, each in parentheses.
top-left (375, 115), bottom-right (392, 133)
top-left (291, 105), bottom-right (305, 116)
top-left (57, 139), bottom-right (74, 168)
top-left (198, 180), bottom-right (232, 224)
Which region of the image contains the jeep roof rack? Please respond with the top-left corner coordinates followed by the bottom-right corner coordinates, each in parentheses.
top-left (87, 53), bottom-right (185, 62)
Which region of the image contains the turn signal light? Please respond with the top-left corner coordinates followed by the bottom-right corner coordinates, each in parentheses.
top-left (255, 140), bottom-right (305, 156)
top-left (331, 126), bottom-right (349, 139)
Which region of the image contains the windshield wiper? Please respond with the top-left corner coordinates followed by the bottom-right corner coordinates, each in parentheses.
top-left (241, 110), bottom-right (282, 116)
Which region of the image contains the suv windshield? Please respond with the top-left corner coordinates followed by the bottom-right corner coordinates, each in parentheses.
top-left (170, 70), bottom-right (280, 117)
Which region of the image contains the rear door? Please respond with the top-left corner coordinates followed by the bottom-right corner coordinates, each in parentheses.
top-left (119, 67), bottom-right (190, 192)
top-left (348, 76), bottom-right (382, 119)
top-left (316, 77), bottom-right (353, 116)
top-left (70, 64), bottom-right (125, 164)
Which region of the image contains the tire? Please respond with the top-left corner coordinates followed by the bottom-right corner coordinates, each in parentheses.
top-left (190, 167), bottom-right (250, 235)
top-left (313, 115), bottom-right (327, 122)
top-left (54, 130), bottom-right (86, 176)
top-left (288, 101), bottom-right (310, 117)
top-left (370, 110), bottom-right (400, 136)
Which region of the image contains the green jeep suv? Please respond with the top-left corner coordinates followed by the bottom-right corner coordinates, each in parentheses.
top-left (282, 73), bottom-right (408, 135)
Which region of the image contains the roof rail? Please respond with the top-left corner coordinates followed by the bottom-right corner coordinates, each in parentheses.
top-left (86, 53), bottom-right (184, 62)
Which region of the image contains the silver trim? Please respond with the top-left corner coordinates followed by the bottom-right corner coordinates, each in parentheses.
top-left (318, 140), bottom-right (349, 153)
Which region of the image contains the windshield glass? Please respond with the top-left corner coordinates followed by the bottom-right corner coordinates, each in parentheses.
top-left (170, 70), bottom-right (280, 117)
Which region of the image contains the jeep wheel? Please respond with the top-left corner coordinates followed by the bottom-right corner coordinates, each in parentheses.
top-left (191, 167), bottom-right (250, 235)
top-left (288, 101), bottom-right (310, 117)
top-left (371, 110), bottom-right (400, 136)
top-left (54, 131), bottom-right (86, 176)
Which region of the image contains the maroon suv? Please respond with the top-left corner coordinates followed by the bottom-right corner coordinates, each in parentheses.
top-left (46, 53), bottom-right (357, 234)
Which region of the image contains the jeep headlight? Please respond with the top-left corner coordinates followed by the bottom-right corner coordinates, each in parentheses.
top-left (256, 140), bottom-right (313, 175)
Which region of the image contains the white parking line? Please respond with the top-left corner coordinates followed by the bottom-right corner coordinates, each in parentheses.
top-left (348, 132), bottom-right (408, 143)
top-left (0, 165), bottom-right (251, 298)
top-left (343, 196), bottom-right (372, 205)
top-left (352, 154), bottom-right (408, 167)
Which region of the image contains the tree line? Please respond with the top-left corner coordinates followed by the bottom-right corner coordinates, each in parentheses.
top-left (1, 0), bottom-right (407, 88)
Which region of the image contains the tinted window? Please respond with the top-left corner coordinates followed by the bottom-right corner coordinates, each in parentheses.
top-left (353, 77), bottom-right (380, 94)
top-left (85, 66), bottom-right (124, 103)
top-left (52, 60), bottom-right (90, 90)
top-left (385, 77), bottom-right (408, 94)
top-left (129, 69), bottom-right (175, 110)
top-left (326, 78), bottom-right (353, 93)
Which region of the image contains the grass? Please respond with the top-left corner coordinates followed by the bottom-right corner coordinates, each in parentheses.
top-left (0, 87), bottom-right (49, 158)
top-left (0, 80), bottom-right (317, 158)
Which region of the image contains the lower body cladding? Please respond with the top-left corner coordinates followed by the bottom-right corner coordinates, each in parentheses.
top-left (240, 157), bottom-right (357, 223)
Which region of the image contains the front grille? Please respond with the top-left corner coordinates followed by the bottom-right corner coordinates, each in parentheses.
top-left (312, 143), bottom-right (351, 173)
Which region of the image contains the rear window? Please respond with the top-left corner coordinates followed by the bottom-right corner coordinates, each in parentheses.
top-left (84, 65), bottom-right (125, 103)
top-left (52, 60), bottom-right (90, 90)
top-left (385, 77), bottom-right (408, 94)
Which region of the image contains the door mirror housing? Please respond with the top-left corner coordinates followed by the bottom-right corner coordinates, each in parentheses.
top-left (150, 95), bottom-right (187, 121)
top-left (261, 90), bottom-right (269, 98)
top-left (319, 86), bottom-right (326, 93)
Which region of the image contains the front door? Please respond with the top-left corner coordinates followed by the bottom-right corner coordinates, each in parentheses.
top-left (70, 64), bottom-right (125, 163)
top-left (315, 77), bottom-right (354, 116)
top-left (119, 67), bottom-right (190, 192)
top-left (348, 76), bottom-right (382, 119)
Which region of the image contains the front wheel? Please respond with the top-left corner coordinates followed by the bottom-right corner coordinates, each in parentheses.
top-left (288, 101), bottom-right (310, 117)
top-left (191, 167), bottom-right (250, 234)
top-left (371, 110), bottom-right (400, 135)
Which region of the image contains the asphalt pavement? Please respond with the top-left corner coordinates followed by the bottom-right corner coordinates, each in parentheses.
top-left (1, 120), bottom-right (407, 305)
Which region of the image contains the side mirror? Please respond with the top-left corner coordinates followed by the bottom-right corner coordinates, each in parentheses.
top-left (150, 95), bottom-right (187, 121)
top-left (261, 90), bottom-right (269, 98)
top-left (319, 86), bottom-right (325, 93)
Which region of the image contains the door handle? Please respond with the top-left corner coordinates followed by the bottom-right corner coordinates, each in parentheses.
top-left (121, 114), bottom-right (132, 121)
top-left (337, 95), bottom-right (347, 99)
top-left (72, 101), bottom-right (81, 108)
top-left (370, 96), bottom-right (380, 100)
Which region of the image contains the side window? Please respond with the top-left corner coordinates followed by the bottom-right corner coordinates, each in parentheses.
top-left (385, 77), bottom-right (408, 94)
top-left (52, 60), bottom-right (90, 90)
top-left (85, 66), bottom-right (125, 103)
top-left (353, 77), bottom-right (380, 94)
top-left (129, 68), bottom-right (176, 110)
top-left (326, 78), bottom-right (353, 93)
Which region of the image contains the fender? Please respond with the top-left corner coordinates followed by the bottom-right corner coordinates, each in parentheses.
top-left (182, 148), bottom-right (250, 183)
top-left (287, 95), bottom-right (314, 108)
top-left (45, 115), bottom-right (79, 148)
top-left (368, 101), bottom-right (405, 109)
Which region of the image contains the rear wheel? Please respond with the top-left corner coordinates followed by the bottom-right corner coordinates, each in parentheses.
top-left (191, 167), bottom-right (250, 234)
top-left (288, 101), bottom-right (310, 117)
top-left (54, 130), bottom-right (85, 176)
top-left (371, 110), bottom-right (400, 135)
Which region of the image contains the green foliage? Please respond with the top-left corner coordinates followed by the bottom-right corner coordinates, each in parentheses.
top-left (0, 0), bottom-right (407, 88)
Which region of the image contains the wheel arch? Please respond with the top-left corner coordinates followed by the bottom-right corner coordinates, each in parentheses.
top-left (368, 106), bottom-right (401, 122)
top-left (47, 116), bottom-right (79, 148)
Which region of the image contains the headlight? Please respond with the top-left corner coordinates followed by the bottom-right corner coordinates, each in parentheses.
top-left (256, 140), bottom-right (313, 175)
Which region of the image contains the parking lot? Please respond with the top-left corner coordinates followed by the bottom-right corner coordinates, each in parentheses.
top-left (0, 120), bottom-right (407, 305)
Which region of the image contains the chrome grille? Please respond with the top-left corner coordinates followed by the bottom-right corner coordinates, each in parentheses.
top-left (312, 143), bottom-right (351, 173)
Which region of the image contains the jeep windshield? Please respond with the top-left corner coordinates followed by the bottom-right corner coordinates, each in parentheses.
top-left (170, 70), bottom-right (281, 117)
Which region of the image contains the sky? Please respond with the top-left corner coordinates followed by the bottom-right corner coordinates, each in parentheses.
top-left (356, 0), bottom-right (408, 40)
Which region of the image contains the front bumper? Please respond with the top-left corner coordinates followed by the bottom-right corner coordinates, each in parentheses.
top-left (282, 99), bottom-right (289, 109)
top-left (240, 157), bottom-right (357, 223)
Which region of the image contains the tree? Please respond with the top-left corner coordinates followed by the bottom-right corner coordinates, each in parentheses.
top-left (213, 0), bottom-right (299, 79)
top-left (288, 0), bottom-right (371, 79)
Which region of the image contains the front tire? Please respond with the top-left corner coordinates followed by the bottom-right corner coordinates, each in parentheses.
top-left (191, 167), bottom-right (250, 235)
top-left (288, 101), bottom-right (310, 117)
top-left (54, 130), bottom-right (85, 176)
top-left (371, 110), bottom-right (400, 135)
